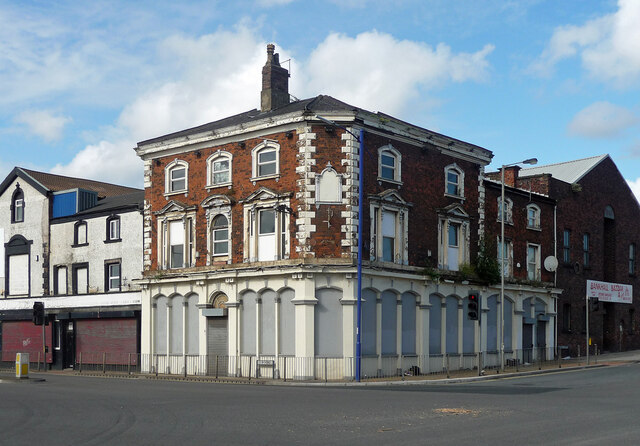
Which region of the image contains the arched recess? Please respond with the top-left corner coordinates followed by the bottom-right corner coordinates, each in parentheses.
top-left (445, 295), bottom-right (459, 354)
top-left (240, 290), bottom-right (257, 355)
top-left (169, 293), bottom-right (184, 355)
top-left (154, 295), bottom-right (168, 355)
top-left (185, 292), bottom-right (199, 355)
top-left (429, 294), bottom-right (443, 355)
top-left (279, 288), bottom-right (295, 356)
top-left (260, 289), bottom-right (276, 356)
top-left (362, 288), bottom-right (378, 356)
top-left (504, 296), bottom-right (514, 352)
top-left (401, 292), bottom-right (417, 355)
top-left (381, 290), bottom-right (398, 355)
top-left (315, 288), bottom-right (343, 357)
top-left (486, 294), bottom-right (498, 352)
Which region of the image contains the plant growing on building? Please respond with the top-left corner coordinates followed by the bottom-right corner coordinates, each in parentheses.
top-left (475, 237), bottom-right (501, 285)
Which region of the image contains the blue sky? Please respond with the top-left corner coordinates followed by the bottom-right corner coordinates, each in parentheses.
top-left (1, 0), bottom-right (639, 196)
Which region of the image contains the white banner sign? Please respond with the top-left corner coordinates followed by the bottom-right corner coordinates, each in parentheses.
top-left (587, 280), bottom-right (633, 304)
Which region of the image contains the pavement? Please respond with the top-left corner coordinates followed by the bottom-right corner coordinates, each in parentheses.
top-left (3, 349), bottom-right (640, 386)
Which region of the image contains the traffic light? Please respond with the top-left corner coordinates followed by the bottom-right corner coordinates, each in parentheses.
top-left (33, 301), bottom-right (45, 326)
top-left (468, 291), bottom-right (480, 321)
top-left (590, 297), bottom-right (599, 312)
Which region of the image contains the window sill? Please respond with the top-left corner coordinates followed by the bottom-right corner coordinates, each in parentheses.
top-left (526, 226), bottom-right (542, 231)
top-left (377, 176), bottom-right (403, 187)
top-left (205, 182), bottom-right (232, 191)
top-left (497, 219), bottom-right (514, 225)
top-left (444, 193), bottom-right (465, 201)
top-left (250, 174), bottom-right (280, 183)
top-left (72, 243), bottom-right (89, 248)
top-left (164, 190), bottom-right (188, 199)
top-left (104, 238), bottom-right (122, 244)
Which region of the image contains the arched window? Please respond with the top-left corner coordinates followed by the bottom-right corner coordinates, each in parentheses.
top-left (377, 145), bottom-right (402, 183)
top-left (207, 151), bottom-right (232, 187)
top-left (11, 187), bottom-right (24, 223)
top-left (106, 216), bottom-right (121, 242)
top-left (211, 214), bottom-right (229, 256)
top-left (444, 164), bottom-right (464, 197)
top-left (74, 221), bottom-right (88, 246)
top-left (165, 159), bottom-right (188, 194)
top-left (526, 204), bottom-right (541, 229)
top-left (251, 141), bottom-right (280, 180)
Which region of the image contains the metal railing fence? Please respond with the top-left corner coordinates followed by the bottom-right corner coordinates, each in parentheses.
top-left (0, 347), bottom-right (599, 380)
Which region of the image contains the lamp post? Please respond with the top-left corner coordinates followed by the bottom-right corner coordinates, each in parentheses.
top-left (315, 115), bottom-right (364, 382)
top-left (500, 157), bottom-right (537, 372)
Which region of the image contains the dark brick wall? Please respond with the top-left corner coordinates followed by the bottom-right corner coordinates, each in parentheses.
top-left (548, 157), bottom-right (640, 354)
top-left (483, 182), bottom-right (556, 283)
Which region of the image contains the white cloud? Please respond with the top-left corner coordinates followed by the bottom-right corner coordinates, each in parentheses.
top-left (15, 110), bottom-right (72, 142)
top-left (531, 0), bottom-right (640, 86)
top-left (568, 101), bottom-right (638, 139)
top-left (51, 27), bottom-right (494, 186)
top-left (298, 31), bottom-right (494, 116)
top-left (626, 177), bottom-right (640, 203)
top-left (50, 139), bottom-right (142, 187)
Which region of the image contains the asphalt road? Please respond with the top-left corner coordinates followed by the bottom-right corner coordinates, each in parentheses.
top-left (1, 363), bottom-right (640, 445)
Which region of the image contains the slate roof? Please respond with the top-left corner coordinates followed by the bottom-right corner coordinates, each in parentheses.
top-left (73, 191), bottom-right (144, 217)
top-left (519, 154), bottom-right (609, 184)
top-left (136, 95), bottom-right (491, 158)
top-left (1, 167), bottom-right (141, 198)
top-left (137, 95), bottom-right (357, 146)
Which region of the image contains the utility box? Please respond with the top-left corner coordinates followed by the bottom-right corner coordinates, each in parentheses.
top-left (16, 353), bottom-right (29, 379)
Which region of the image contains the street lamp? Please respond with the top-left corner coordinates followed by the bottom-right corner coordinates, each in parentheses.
top-left (315, 115), bottom-right (364, 382)
top-left (500, 157), bottom-right (537, 372)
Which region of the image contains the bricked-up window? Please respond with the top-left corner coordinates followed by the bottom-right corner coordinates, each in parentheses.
top-left (377, 145), bottom-right (402, 183)
top-left (74, 221), bottom-right (88, 246)
top-left (583, 233), bottom-right (590, 267)
top-left (11, 186), bottom-right (24, 223)
top-left (369, 190), bottom-right (409, 265)
top-left (629, 243), bottom-right (636, 275)
top-left (563, 229), bottom-right (571, 263)
top-left (526, 204), bottom-right (541, 229)
top-left (527, 243), bottom-right (541, 280)
top-left (497, 197), bottom-right (513, 224)
top-left (444, 164), bottom-right (464, 197)
top-left (164, 159), bottom-right (188, 194)
top-left (206, 151), bottom-right (232, 187)
top-left (251, 141), bottom-right (280, 180)
top-left (105, 261), bottom-right (121, 292)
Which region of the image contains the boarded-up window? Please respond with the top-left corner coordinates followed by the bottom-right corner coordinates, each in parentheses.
top-left (8, 254), bottom-right (29, 295)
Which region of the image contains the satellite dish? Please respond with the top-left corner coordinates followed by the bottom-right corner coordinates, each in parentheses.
top-left (544, 256), bottom-right (558, 272)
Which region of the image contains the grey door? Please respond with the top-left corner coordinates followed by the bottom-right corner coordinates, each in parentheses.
top-left (207, 317), bottom-right (228, 376)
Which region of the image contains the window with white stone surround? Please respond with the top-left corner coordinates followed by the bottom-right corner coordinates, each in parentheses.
top-left (201, 194), bottom-right (233, 264)
top-left (438, 204), bottom-right (470, 271)
top-left (241, 187), bottom-right (291, 262)
top-left (369, 190), bottom-right (410, 265)
top-left (155, 201), bottom-right (197, 269)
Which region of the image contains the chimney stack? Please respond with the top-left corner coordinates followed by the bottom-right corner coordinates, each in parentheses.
top-left (261, 44), bottom-right (290, 112)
